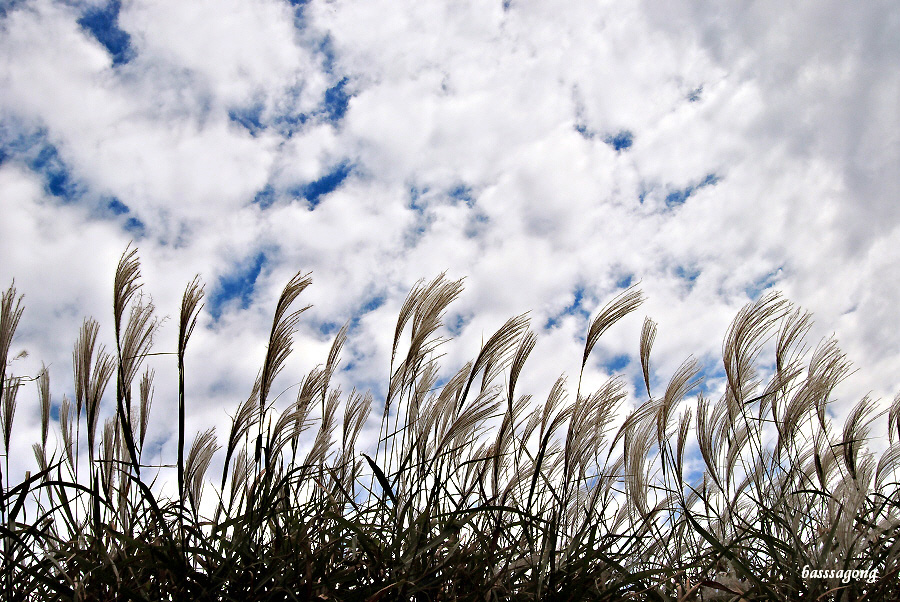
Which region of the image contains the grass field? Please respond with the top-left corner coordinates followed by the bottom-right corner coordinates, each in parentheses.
top-left (1, 247), bottom-right (898, 601)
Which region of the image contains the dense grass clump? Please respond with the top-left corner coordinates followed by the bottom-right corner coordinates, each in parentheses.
top-left (0, 247), bottom-right (898, 601)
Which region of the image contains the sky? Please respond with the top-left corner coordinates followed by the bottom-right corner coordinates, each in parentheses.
top-left (1, 0), bottom-right (899, 478)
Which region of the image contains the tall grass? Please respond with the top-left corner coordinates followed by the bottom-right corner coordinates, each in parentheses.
top-left (0, 247), bottom-right (898, 601)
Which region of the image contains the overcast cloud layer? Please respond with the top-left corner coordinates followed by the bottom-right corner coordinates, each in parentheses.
top-left (1, 0), bottom-right (898, 473)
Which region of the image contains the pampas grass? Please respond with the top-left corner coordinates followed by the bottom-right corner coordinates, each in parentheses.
top-left (0, 248), bottom-right (897, 601)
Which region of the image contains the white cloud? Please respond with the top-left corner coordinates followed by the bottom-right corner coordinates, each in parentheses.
top-left (121, 0), bottom-right (318, 105)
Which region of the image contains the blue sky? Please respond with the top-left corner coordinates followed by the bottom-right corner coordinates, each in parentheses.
top-left (1, 0), bottom-right (899, 476)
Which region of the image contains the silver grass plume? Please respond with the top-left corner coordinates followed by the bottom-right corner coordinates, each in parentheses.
top-left (722, 292), bottom-right (789, 408)
top-left (59, 396), bottom-right (75, 472)
top-left (775, 308), bottom-right (812, 381)
top-left (342, 389), bottom-right (372, 460)
top-left (138, 369), bottom-right (153, 451)
top-left (290, 370), bottom-right (321, 459)
top-left (112, 245), bottom-right (159, 477)
top-left (1, 376), bottom-right (21, 455)
top-left (0, 282), bottom-right (25, 398)
top-left (582, 284), bottom-right (644, 375)
top-left (256, 271), bottom-right (312, 463)
top-left (220, 385), bottom-right (260, 492)
top-left (889, 392), bottom-right (900, 445)
top-left (388, 273), bottom-right (463, 409)
top-left (185, 428), bottom-right (219, 513)
top-left (118, 298), bottom-right (158, 397)
top-left (508, 329), bottom-right (537, 408)
top-left (841, 395), bottom-right (880, 481)
top-left (459, 313), bottom-right (530, 414)
top-left (875, 442), bottom-right (900, 491)
top-left (675, 406), bottom-right (693, 489)
top-left (696, 393), bottom-right (723, 490)
top-left (305, 390), bottom-right (340, 468)
top-left (324, 322), bottom-right (348, 394)
top-left (640, 317), bottom-right (657, 398)
top-left (37, 365), bottom-right (50, 449)
top-left (74, 318), bottom-right (115, 462)
top-left (113, 245), bottom-right (141, 340)
top-left (0, 282), bottom-right (24, 460)
top-left (657, 357), bottom-right (701, 451)
top-left (178, 276), bottom-right (204, 511)
top-left (259, 271), bottom-right (312, 412)
top-left (100, 417), bottom-right (117, 498)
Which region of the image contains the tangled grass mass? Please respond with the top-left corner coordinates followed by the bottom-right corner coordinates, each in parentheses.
top-left (1, 247), bottom-right (898, 601)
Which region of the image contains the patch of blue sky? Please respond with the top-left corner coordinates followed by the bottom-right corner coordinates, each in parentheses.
top-left (0, 2), bottom-right (14, 19)
top-left (46, 157), bottom-right (77, 198)
top-left (700, 173), bottom-right (719, 187)
top-left (238, 78), bottom-right (351, 142)
top-left (664, 188), bottom-right (691, 207)
top-left (105, 197), bottom-right (130, 215)
top-left (401, 184), bottom-right (439, 247)
top-left (544, 286), bottom-right (590, 330)
top-left (253, 185), bottom-right (276, 209)
top-left (664, 173), bottom-right (720, 208)
top-left (77, 0), bottom-right (134, 66)
top-left (404, 220), bottom-right (433, 249)
top-left (292, 161), bottom-right (353, 209)
top-left (315, 33), bottom-right (338, 75)
top-left (604, 130), bottom-right (634, 152)
top-left (638, 187), bottom-right (648, 205)
top-left (744, 267), bottom-right (783, 300)
top-left (286, 0), bottom-right (311, 35)
top-left (2, 126), bottom-right (153, 236)
top-left (694, 361), bottom-right (725, 397)
top-left (322, 77), bottom-right (350, 122)
top-left (407, 182), bottom-right (476, 216)
top-left (615, 273), bottom-right (635, 289)
top-left (0, 128), bottom-right (84, 202)
top-left (464, 212), bottom-right (489, 239)
top-left (101, 196), bottom-right (146, 238)
top-left (574, 122), bottom-right (594, 140)
top-left (32, 144), bottom-right (79, 199)
top-left (681, 457), bottom-right (706, 487)
top-left (309, 292), bottom-right (385, 341)
top-left (208, 251), bottom-right (267, 321)
top-left (570, 88), bottom-right (594, 140)
top-left (446, 312), bottom-right (472, 338)
top-left (228, 103), bottom-right (266, 137)
top-left (142, 436), bottom-right (168, 463)
top-left (271, 107), bottom-right (310, 138)
top-left (318, 320), bottom-right (342, 336)
top-left (602, 353), bottom-right (630, 373)
top-left (123, 216), bottom-right (146, 238)
top-left (448, 184), bottom-right (475, 208)
top-left (341, 294), bottom-right (387, 333)
top-left (674, 265), bottom-right (701, 292)
top-left (360, 295), bottom-right (386, 314)
top-left (408, 184), bottom-right (431, 213)
top-left (632, 372), bottom-right (651, 399)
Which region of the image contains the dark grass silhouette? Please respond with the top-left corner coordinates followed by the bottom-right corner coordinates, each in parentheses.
top-left (1, 247), bottom-right (898, 601)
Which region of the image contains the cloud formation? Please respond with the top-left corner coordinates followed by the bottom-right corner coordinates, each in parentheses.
top-left (1, 0), bottom-right (898, 473)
